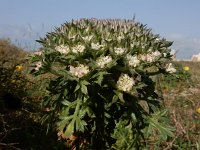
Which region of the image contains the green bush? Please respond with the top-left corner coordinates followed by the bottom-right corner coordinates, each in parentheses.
top-left (30, 18), bottom-right (176, 149)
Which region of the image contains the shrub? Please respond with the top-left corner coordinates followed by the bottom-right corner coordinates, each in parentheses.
top-left (156, 62), bottom-right (191, 92)
top-left (0, 39), bottom-right (28, 110)
top-left (0, 39), bottom-right (26, 67)
top-left (30, 18), bottom-right (176, 149)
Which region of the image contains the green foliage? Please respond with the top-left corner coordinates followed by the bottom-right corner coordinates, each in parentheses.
top-left (30, 18), bottom-right (176, 149)
top-left (144, 110), bottom-right (175, 145)
top-left (0, 39), bottom-right (66, 150)
top-left (157, 62), bottom-right (191, 90)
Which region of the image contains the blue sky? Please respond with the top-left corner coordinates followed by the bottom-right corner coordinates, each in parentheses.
top-left (0, 0), bottom-right (200, 59)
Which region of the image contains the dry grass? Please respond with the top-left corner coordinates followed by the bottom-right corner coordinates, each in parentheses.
top-left (162, 61), bottom-right (200, 149)
top-left (179, 61), bottom-right (200, 82)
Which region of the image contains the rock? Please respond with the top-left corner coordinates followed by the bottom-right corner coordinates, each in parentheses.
top-left (191, 53), bottom-right (200, 62)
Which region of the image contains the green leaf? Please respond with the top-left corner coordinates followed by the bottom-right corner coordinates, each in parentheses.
top-left (94, 71), bottom-right (108, 85)
top-left (82, 80), bottom-right (90, 85)
top-left (61, 100), bottom-right (77, 108)
top-left (75, 117), bottom-right (86, 132)
top-left (60, 115), bottom-right (74, 121)
top-left (130, 113), bottom-right (137, 122)
top-left (138, 100), bottom-right (149, 113)
top-left (61, 100), bottom-right (71, 106)
top-left (112, 95), bottom-right (118, 103)
top-left (147, 111), bottom-right (175, 140)
top-left (114, 90), bottom-right (124, 103)
top-left (149, 118), bottom-right (174, 139)
top-left (78, 108), bottom-right (86, 119)
top-left (80, 80), bottom-right (89, 95)
top-left (81, 83), bottom-right (88, 95)
top-left (118, 93), bottom-right (124, 103)
top-left (74, 83), bottom-right (80, 92)
top-left (64, 120), bottom-right (75, 137)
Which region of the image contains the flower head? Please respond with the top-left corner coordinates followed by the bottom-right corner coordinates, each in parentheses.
top-left (55, 45), bottom-right (70, 54)
top-left (82, 35), bottom-right (93, 42)
top-left (35, 61), bottom-right (42, 71)
top-left (197, 107), bottom-right (200, 114)
top-left (117, 74), bottom-right (135, 92)
top-left (117, 35), bottom-right (124, 41)
top-left (69, 64), bottom-right (90, 78)
top-left (140, 51), bottom-right (161, 63)
top-left (91, 43), bottom-right (103, 50)
top-left (152, 51), bottom-right (161, 57)
top-left (166, 63), bottom-right (176, 73)
top-left (96, 56), bottom-right (112, 68)
top-left (114, 47), bottom-right (126, 55)
top-left (15, 65), bottom-right (22, 71)
top-left (183, 66), bottom-right (189, 71)
top-left (126, 54), bottom-right (140, 67)
top-left (72, 45), bottom-right (85, 53)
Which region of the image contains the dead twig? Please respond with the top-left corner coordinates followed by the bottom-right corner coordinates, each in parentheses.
top-left (0, 142), bottom-right (22, 150)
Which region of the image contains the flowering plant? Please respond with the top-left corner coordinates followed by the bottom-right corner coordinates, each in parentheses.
top-left (158, 62), bottom-right (191, 91)
top-left (30, 19), bottom-right (176, 149)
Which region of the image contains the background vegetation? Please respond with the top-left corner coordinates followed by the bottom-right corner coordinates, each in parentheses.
top-left (0, 37), bottom-right (199, 149)
top-left (0, 39), bottom-right (65, 150)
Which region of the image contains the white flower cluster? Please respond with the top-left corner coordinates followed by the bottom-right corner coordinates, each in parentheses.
top-left (69, 64), bottom-right (90, 78)
top-left (140, 51), bottom-right (161, 63)
top-left (126, 54), bottom-right (140, 67)
top-left (55, 45), bottom-right (70, 54)
top-left (117, 74), bottom-right (135, 92)
top-left (163, 53), bottom-right (167, 57)
top-left (82, 35), bottom-right (93, 42)
top-left (165, 63), bottom-right (176, 73)
top-left (114, 47), bottom-right (126, 55)
top-left (155, 38), bottom-right (160, 42)
top-left (117, 35), bottom-right (124, 41)
top-left (35, 61), bottom-right (42, 71)
top-left (72, 45), bottom-right (85, 53)
top-left (91, 43), bottom-right (103, 50)
top-left (96, 56), bottom-right (112, 68)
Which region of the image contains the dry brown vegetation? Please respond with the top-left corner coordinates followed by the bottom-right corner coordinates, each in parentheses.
top-left (162, 61), bottom-right (200, 149)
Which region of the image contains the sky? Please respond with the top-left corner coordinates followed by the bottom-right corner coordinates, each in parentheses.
top-left (0, 0), bottom-right (200, 59)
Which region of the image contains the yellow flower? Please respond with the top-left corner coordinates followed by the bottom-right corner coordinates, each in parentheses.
top-left (183, 66), bottom-right (189, 71)
top-left (15, 65), bottom-right (23, 71)
top-left (11, 80), bottom-right (16, 83)
top-left (197, 107), bottom-right (200, 114)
